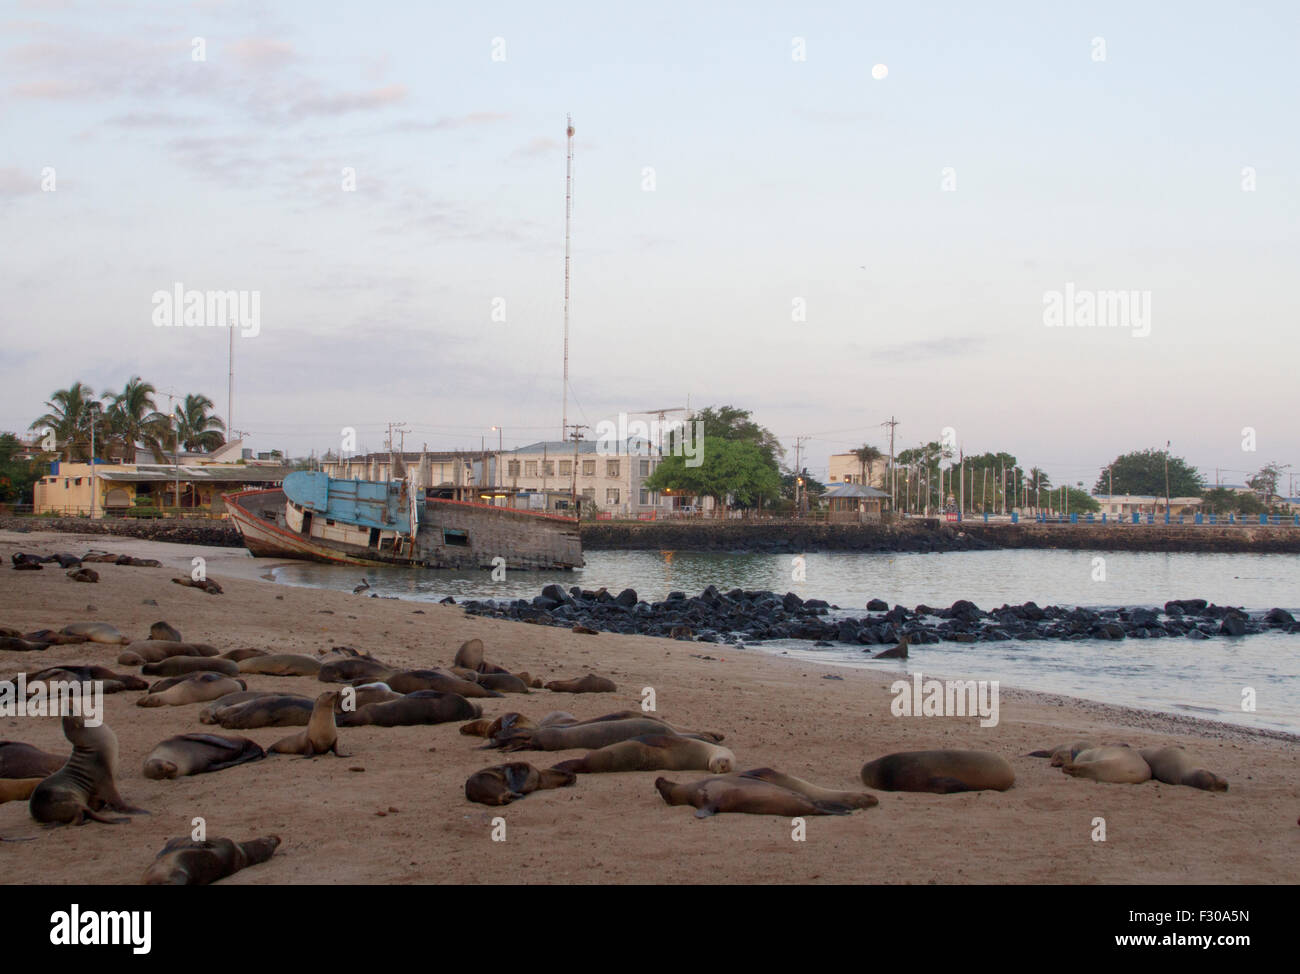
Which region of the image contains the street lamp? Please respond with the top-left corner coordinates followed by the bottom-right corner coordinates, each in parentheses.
top-left (88, 401), bottom-right (102, 519)
top-left (490, 426), bottom-right (503, 490)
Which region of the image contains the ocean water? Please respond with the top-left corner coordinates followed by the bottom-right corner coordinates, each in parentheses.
top-left (266, 549), bottom-right (1300, 734)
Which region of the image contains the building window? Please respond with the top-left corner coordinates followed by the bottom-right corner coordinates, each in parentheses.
top-left (606, 488), bottom-right (620, 504)
top-left (542, 461), bottom-right (554, 477)
top-left (525, 461), bottom-right (538, 477)
top-left (507, 460), bottom-right (520, 477)
top-left (582, 460), bottom-right (595, 476)
top-left (581, 487), bottom-right (595, 500)
top-left (606, 460), bottom-right (620, 478)
top-left (639, 488), bottom-right (649, 505)
top-left (639, 460), bottom-right (650, 477)
top-left (559, 460), bottom-right (572, 476)
top-left (74, 478), bottom-right (82, 485)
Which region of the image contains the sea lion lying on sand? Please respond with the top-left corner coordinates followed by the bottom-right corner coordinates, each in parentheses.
top-left (142, 656), bottom-right (239, 677)
top-left (237, 653), bottom-right (322, 677)
top-left (137, 673), bottom-right (246, 708)
top-left (1139, 747), bottom-right (1228, 791)
top-left (269, 692), bottom-right (345, 757)
top-left (336, 690), bottom-right (481, 727)
top-left (318, 657), bottom-right (394, 683)
top-left (221, 647), bottom-right (268, 662)
top-left (171, 576), bottom-right (223, 594)
top-left (465, 763), bottom-right (576, 806)
top-left (142, 835), bottom-right (279, 885)
top-left (657, 768), bottom-right (876, 817)
top-left (29, 717), bottom-right (147, 825)
top-left (496, 716), bottom-right (721, 752)
top-left (544, 674), bottom-right (617, 694)
top-left (1029, 741), bottom-right (1095, 766)
top-left (0, 741), bottom-right (66, 779)
top-left (118, 640), bottom-right (219, 665)
top-left (23, 629), bottom-right (91, 645)
top-left (385, 669), bottom-right (501, 698)
top-left (1061, 746), bottom-right (1152, 784)
top-left (60, 623), bottom-right (129, 645)
top-left (149, 621), bottom-right (183, 641)
top-left (551, 735), bottom-right (735, 775)
top-left (1, 778), bottom-right (46, 803)
top-left (143, 734), bottom-right (266, 778)
top-left (860, 749), bottom-right (1015, 793)
top-left (208, 694), bottom-right (315, 729)
top-left (23, 665), bottom-right (148, 693)
top-left (0, 636), bottom-right (50, 652)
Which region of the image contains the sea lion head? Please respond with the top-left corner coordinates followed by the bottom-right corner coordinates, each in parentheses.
top-left (707, 754), bottom-right (734, 774)
top-left (143, 758), bottom-right (180, 780)
top-left (1185, 769), bottom-right (1229, 792)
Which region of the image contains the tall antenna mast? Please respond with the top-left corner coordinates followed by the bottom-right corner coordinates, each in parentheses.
top-left (227, 320), bottom-right (235, 445)
top-left (562, 114), bottom-right (574, 441)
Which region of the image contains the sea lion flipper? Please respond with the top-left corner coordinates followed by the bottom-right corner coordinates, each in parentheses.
top-left (83, 809), bottom-right (131, 825)
top-left (693, 804), bottom-right (718, 819)
top-left (1027, 750), bottom-right (1053, 758)
top-left (813, 801), bottom-right (854, 816)
top-left (928, 776), bottom-right (973, 794)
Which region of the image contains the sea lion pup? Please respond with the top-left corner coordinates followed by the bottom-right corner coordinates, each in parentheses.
top-left (117, 640), bottom-right (220, 665)
top-left (0, 741), bottom-right (66, 778)
top-left (270, 691), bottom-right (346, 757)
top-left (67, 567), bottom-right (98, 583)
top-left (460, 718), bottom-right (496, 737)
top-left (385, 669), bottom-right (502, 698)
top-left (551, 735), bottom-right (736, 775)
top-left (59, 623), bottom-right (129, 645)
top-left (171, 576), bottom-right (223, 594)
top-left (544, 674), bottom-right (617, 694)
top-left (136, 673), bottom-right (246, 708)
top-left (318, 657), bottom-right (394, 683)
top-left (336, 690), bottom-right (481, 728)
top-left (860, 750), bottom-right (1016, 793)
top-left (25, 665), bottom-right (149, 693)
top-left (29, 716), bottom-right (147, 826)
top-left (143, 656), bottom-right (240, 677)
top-left (237, 653), bottom-right (322, 677)
top-left (1, 636), bottom-right (50, 652)
top-left (476, 672), bottom-right (531, 694)
top-left (221, 647), bottom-right (268, 662)
top-left (142, 835), bottom-right (280, 886)
top-left (1138, 747), bottom-right (1228, 791)
top-left (143, 734), bottom-right (266, 779)
top-left (465, 762), bottom-right (576, 806)
top-left (655, 775), bottom-right (858, 818)
top-left (1061, 746), bottom-right (1152, 784)
top-left (1028, 741), bottom-right (1095, 767)
top-left (497, 717), bottom-right (714, 753)
top-left (149, 621), bottom-right (182, 641)
top-left (453, 638), bottom-right (485, 670)
top-left (210, 694), bottom-right (315, 729)
top-left (1, 778), bottom-right (46, 803)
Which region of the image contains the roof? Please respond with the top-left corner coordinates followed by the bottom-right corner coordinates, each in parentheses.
top-left (511, 439), bottom-right (655, 456)
top-left (96, 465), bottom-right (294, 483)
top-left (824, 483), bottom-right (889, 499)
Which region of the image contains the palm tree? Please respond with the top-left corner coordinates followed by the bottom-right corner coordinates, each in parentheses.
top-left (852, 445), bottom-right (884, 487)
top-left (174, 394), bottom-right (227, 453)
top-left (29, 381), bottom-right (100, 460)
top-left (1026, 467), bottom-right (1051, 514)
top-left (103, 377), bottom-right (172, 462)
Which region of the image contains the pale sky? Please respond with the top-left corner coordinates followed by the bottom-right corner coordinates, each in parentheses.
top-left (2, 0), bottom-right (1297, 491)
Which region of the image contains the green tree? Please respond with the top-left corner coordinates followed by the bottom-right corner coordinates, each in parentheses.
top-left (29, 381), bottom-right (100, 460)
top-left (685, 405), bottom-right (784, 467)
top-left (173, 394), bottom-right (226, 453)
top-left (1246, 462), bottom-right (1289, 501)
top-left (1202, 487), bottom-right (1268, 516)
top-left (645, 436), bottom-right (782, 514)
top-left (103, 377), bottom-right (173, 462)
top-left (0, 433), bottom-right (43, 504)
top-left (1041, 485), bottom-right (1099, 514)
top-left (1093, 448), bottom-right (1203, 497)
top-left (852, 445), bottom-right (884, 486)
top-left (1025, 467), bottom-right (1051, 513)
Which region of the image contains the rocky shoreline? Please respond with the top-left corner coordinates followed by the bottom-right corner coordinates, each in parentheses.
top-left (455, 584), bottom-right (1299, 647)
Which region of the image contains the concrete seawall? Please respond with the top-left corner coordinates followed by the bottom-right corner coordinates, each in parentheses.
top-left (5, 515), bottom-right (1298, 555)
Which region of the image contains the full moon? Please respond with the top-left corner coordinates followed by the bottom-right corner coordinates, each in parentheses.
top-left (872, 63), bottom-right (889, 80)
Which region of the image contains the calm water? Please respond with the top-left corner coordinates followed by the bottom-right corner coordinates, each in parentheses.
top-left (267, 549), bottom-right (1300, 734)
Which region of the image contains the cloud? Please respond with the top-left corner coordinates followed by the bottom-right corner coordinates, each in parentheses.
top-left (107, 111), bottom-right (195, 128)
top-left (9, 78), bottom-right (92, 98)
top-left (871, 335), bottom-right (989, 363)
top-left (0, 167), bottom-right (34, 197)
top-left (227, 37), bottom-right (296, 70)
top-left (509, 136), bottom-right (561, 160)
top-left (288, 83), bottom-right (406, 117)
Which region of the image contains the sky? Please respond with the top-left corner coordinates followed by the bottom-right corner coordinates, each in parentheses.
top-left (2, 0), bottom-right (1298, 492)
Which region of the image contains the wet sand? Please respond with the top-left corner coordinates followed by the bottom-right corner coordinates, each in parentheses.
top-left (1, 530), bottom-right (1296, 884)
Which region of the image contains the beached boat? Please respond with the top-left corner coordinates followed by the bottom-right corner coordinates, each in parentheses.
top-left (225, 471), bottom-right (582, 570)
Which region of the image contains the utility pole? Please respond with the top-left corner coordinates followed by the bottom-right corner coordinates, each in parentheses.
top-left (881, 416), bottom-right (899, 510)
top-left (1164, 440), bottom-right (1171, 516)
top-left (568, 424), bottom-right (588, 514)
top-left (793, 436), bottom-right (807, 516)
top-left (227, 319), bottom-right (234, 446)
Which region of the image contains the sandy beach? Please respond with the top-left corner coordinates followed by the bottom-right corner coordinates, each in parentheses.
top-left (2, 529), bottom-right (1296, 884)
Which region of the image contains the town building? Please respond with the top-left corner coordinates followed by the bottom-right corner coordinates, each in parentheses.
top-left (827, 453), bottom-right (888, 488)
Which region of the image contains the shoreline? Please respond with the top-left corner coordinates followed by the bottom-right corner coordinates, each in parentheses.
top-left (2, 529), bottom-right (1297, 884)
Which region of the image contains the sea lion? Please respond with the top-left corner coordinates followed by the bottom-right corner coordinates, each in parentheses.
top-left (0, 778), bottom-right (45, 803)
top-left (465, 762), bottom-right (576, 806)
top-left (1028, 741), bottom-right (1095, 766)
top-left (270, 691), bottom-right (345, 757)
top-left (149, 621), bottom-right (183, 641)
top-left (29, 717), bottom-right (147, 825)
top-left (197, 690), bottom-right (292, 723)
top-left (0, 741), bottom-right (66, 778)
top-left (337, 683), bottom-right (401, 710)
top-left (0, 636), bottom-right (50, 652)
top-left (60, 623), bottom-right (129, 645)
top-left (25, 665), bottom-right (148, 693)
top-left (1061, 746), bottom-right (1152, 784)
top-left (136, 673), bottom-right (246, 708)
top-left (735, 768), bottom-right (879, 808)
top-left (860, 749), bottom-right (1016, 793)
top-left (460, 718), bottom-right (495, 737)
top-left (171, 576), bottom-right (223, 594)
top-left (116, 556), bottom-right (161, 567)
top-left (143, 734), bottom-right (266, 778)
top-left (221, 647), bottom-right (268, 662)
top-left (210, 694), bottom-right (316, 729)
top-left (385, 669), bottom-right (502, 698)
top-left (142, 656), bottom-right (240, 677)
top-left (497, 717), bottom-right (717, 753)
top-left (117, 640), bottom-right (219, 665)
top-left (655, 774), bottom-right (859, 818)
top-left (873, 636), bottom-right (909, 659)
top-left (453, 638), bottom-right (484, 670)
top-left (142, 835), bottom-right (280, 885)
top-left (551, 735), bottom-right (735, 775)
top-left (476, 672), bottom-right (531, 694)
top-left (1138, 747), bottom-right (1228, 791)
top-left (544, 674), bottom-right (617, 694)
top-left (336, 690), bottom-right (481, 727)
top-left (21, 629), bottom-right (89, 645)
top-left (237, 654), bottom-right (322, 677)
top-left (318, 657), bottom-right (394, 683)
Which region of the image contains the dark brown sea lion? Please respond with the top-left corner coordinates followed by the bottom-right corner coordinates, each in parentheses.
top-left (544, 674), bottom-right (616, 694)
top-left (171, 577), bottom-right (223, 594)
top-left (655, 773), bottom-right (860, 818)
top-left (318, 657), bottom-right (394, 683)
top-left (210, 694), bottom-right (316, 729)
top-left (860, 749), bottom-right (1015, 793)
top-left (0, 778), bottom-right (45, 803)
top-left (142, 656), bottom-right (240, 677)
top-left (67, 568), bottom-right (98, 583)
top-left (737, 768), bottom-right (879, 808)
top-left (551, 735), bottom-right (735, 775)
top-left (136, 673), bottom-right (246, 708)
top-left (29, 717), bottom-right (147, 825)
top-left (464, 762), bottom-right (576, 805)
top-left (269, 691), bottom-right (345, 757)
top-left (1, 636), bottom-right (50, 652)
top-left (336, 683), bottom-right (401, 710)
top-left (21, 629), bottom-right (89, 645)
top-left (198, 690), bottom-right (295, 723)
top-left (335, 690), bottom-right (481, 727)
top-left (149, 621), bottom-right (183, 641)
top-left (0, 741), bottom-right (66, 778)
top-left (60, 623), bottom-right (129, 645)
top-left (497, 717), bottom-right (716, 752)
top-left (26, 665), bottom-right (148, 693)
top-left (142, 734), bottom-right (266, 778)
top-left (221, 647), bottom-right (269, 662)
top-left (872, 636), bottom-right (909, 659)
top-left (385, 669), bottom-right (501, 698)
top-left (141, 835), bottom-right (280, 885)
top-left (475, 672), bottom-right (531, 694)
top-left (236, 654), bottom-right (322, 677)
top-left (117, 640), bottom-right (219, 665)
top-left (1137, 746), bottom-right (1228, 791)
